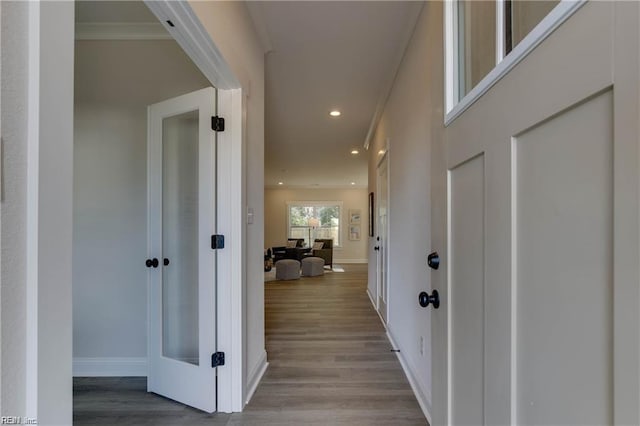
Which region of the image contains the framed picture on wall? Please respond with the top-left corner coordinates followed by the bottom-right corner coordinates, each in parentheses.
top-left (349, 209), bottom-right (361, 225)
top-left (349, 225), bottom-right (361, 241)
top-left (368, 192), bottom-right (374, 236)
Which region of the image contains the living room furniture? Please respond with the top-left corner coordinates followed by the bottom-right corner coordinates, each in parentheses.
top-left (275, 259), bottom-right (301, 280)
top-left (301, 257), bottom-right (324, 277)
top-left (310, 238), bottom-right (333, 268)
top-left (272, 238), bottom-right (309, 262)
top-left (264, 248), bottom-right (273, 272)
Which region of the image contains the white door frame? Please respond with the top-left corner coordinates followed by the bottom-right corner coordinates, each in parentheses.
top-left (142, 1), bottom-right (246, 413)
top-left (376, 151), bottom-right (390, 322)
top-left (22, 0), bottom-right (246, 421)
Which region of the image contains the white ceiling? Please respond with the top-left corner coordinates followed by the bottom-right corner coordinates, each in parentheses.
top-left (248, 1), bottom-right (423, 189)
top-left (76, 1), bottom-right (423, 189)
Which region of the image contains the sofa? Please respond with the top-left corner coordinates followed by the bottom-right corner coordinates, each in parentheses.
top-left (272, 238), bottom-right (310, 262)
top-left (310, 238), bottom-right (333, 268)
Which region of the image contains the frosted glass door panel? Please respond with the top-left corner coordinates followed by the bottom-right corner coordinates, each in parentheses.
top-left (147, 87), bottom-right (216, 412)
top-left (162, 110), bottom-right (199, 366)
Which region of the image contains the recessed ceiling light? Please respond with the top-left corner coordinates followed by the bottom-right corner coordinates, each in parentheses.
top-left (350, 182), bottom-right (356, 185)
top-left (351, 149), bottom-right (359, 155)
top-left (329, 110), bottom-right (341, 117)
top-left (278, 181), bottom-right (283, 185)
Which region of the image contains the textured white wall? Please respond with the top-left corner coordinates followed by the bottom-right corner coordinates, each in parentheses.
top-left (265, 187), bottom-right (369, 262)
top-left (188, 1), bottom-right (266, 399)
top-left (36, 4), bottom-right (75, 422)
top-left (73, 40), bottom-right (209, 362)
top-left (1, 1), bottom-right (28, 417)
top-left (367, 2), bottom-right (442, 415)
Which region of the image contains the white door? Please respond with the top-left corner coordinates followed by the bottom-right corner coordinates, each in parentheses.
top-left (147, 87), bottom-right (218, 413)
top-left (377, 154), bottom-right (389, 323)
top-left (433, 2), bottom-right (640, 425)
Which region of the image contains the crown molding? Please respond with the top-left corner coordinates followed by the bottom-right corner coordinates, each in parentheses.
top-left (265, 184), bottom-right (368, 190)
top-left (75, 23), bottom-right (172, 40)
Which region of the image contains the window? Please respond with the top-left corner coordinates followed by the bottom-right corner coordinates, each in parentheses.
top-left (457, 0), bottom-right (496, 99)
top-left (445, 0), bottom-right (584, 124)
top-left (287, 202), bottom-right (342, 247)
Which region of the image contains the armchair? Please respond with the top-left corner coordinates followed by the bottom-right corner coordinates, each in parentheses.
top-left (311, 239), bottom-right (333, 268)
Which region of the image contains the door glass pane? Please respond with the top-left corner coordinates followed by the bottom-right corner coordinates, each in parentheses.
top-left (458, 0), bottom-right (496, 99)
top-left (162, 110), bottom-right (199, 366)
top-left (507, 0), bottom-right (559, 54)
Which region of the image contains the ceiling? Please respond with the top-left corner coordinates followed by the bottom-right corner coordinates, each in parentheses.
top-left (248, 1), bottom-right (423, 189)
top-left (75, 1), bottom-right (423, 189)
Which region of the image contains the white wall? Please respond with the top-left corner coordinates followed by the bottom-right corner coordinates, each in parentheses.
top-left (0, 2), bottom-right (75, 423)
top-left (73, 40), bottom-right (209, 369)
top-left (265, 188), bottom-right (369, 263)
top-left (367, 2), bottom-right (442, 418)
top-left (188, 1), bottom-right (266, 401)
top-left (2, 2), bottom-right (75, 423)
top-left (1, 1), bottom-right (29, 416)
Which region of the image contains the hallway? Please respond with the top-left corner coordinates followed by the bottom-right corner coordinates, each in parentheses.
top-left (73, 264), bottom-right (426, 425)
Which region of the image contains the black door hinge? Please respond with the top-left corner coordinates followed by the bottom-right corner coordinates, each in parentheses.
top-left (211, 116), bottom-right (225, 132)
top-left (211, 352), bottom-right (225, 368)
top-left (211, 234), bottom-right (225, 250)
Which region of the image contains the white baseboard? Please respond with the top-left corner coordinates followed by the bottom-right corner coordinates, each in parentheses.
top-left (334, 258), bottom-right (368, 264)
top-left (366, 288), bottom-right (376, 308)
top-left (386, 331), bottom-right (432, 424)
top-left (73, 357), bottom-right (147, 377)
top-left (365, 292), bottom-right (432, 422)
top-left (245, 350), bottom-right (268, 405)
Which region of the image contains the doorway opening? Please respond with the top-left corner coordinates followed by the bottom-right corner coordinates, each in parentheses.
top-left (72, 0), bottom-right (222, 416)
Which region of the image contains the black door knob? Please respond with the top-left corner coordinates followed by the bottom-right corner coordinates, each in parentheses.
top-left (145, 258), bottom-right (159, 268)
top-left (427, 252), bottom-right (440, 270)
top-left (419, 290), bottom-right (440, 309)
top-left (163, 258), bottom-right (170, 266)
top-left (374, 246), bottom-right (380, 251)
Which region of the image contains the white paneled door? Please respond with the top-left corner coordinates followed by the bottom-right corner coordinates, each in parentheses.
top-left (147, 87), bottom-right (218, 413)
top-left (433, 3), bottom-right (640, 425)
top-left (377, 154), bottom-right (389, 323)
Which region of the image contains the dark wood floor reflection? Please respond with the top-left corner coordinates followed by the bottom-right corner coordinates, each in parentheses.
top-left (73, 264), bottom-right (427, 425)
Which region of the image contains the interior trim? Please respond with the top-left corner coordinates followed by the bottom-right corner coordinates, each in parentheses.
top-left (386, 330), bottom-right (433, 424)
top-left (144, 1), bottom-right (240, 90)
top-left (75, 23), bottom-right (172, 40)
top-left (445, 0), bottom-right (586, 126)
top-left (245, 351), bottom-right (269, 406)
top-left (73, 357), bottom-right (147, 377)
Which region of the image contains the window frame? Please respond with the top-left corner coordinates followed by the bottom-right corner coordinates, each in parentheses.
top-left (445, 0), bottom-right (586, 126)
top-left (286, 201), bottom-right (343, 248)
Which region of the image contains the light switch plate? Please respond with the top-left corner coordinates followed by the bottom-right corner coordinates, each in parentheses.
top-left (247, 207), bottom-right (254, 224)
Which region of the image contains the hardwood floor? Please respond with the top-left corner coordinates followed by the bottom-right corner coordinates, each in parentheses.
top-left (74, 264), bottom-right (427, 425)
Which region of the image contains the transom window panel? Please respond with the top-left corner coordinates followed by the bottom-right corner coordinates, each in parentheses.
top-left (458, 0), bottom-right (496, 99)
top-left (506, 0), bottom-right (560, 54)
top-left (287, 202), bottom-right (342, 247)
top-left (446, 0), bottom-right (582, 123)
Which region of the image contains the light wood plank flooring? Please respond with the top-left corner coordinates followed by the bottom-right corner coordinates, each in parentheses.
top-left (74, 264), bottom-right (427, 425)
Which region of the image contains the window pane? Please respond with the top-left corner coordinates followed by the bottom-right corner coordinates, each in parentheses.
top-left (162, 110), bottom-right (199, 366)
top-left (288, 203), bottom-right (341, 247)
top-left (508, 0), bottom-right (559, 52)
top-left (458, 0), bottom-right (496, 99)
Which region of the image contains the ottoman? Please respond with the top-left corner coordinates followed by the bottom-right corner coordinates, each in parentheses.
top-left (301, 256), bottom-right (325, 277)
top-left (275, 259), bottom-right (301, 280)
